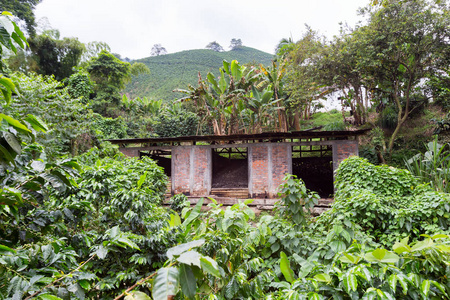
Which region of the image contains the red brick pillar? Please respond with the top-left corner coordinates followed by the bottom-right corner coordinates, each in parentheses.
top-left (249, 145), bottom-right (269, 198)
top-left (172, 147), bottom-right (191, 195)
top-left (270, 144), bottom-right (291, 197)
top-left (332, 140), bottom-right (359, 172)
top-left (119, 147), bottom-right (140, 157)
top-left (191, 147), bottom-right (211, 196)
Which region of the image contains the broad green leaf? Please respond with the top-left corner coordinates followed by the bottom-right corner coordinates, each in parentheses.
top-left (167, 239), bottom-right (205, 260)
top-left (0, 113), bottom-right (31, 133)
top-left (314, 273), bottom-right (331, 283)
top-left (393, 240), bottom-right (411, 254)
top-left (421, 280), bottom-right (430, 297)
top-left (178, 264), bottom-right (196, 300)
top-left (243, 199), bottom-right (254, 205)
top-left (176, 250), bottom-right (202, 268)
top-left (117, 237), bottom-right (140, 250)
top-left (362, 289), bottom-right (377, 300)
top-left (168, 213), bottom-right (181, 228)
top-left (94, 245), bottom-right (108, 259)
top-left (431, 234), bottom-right (448, 240)
top-left (0, 143), bottom-right (16, 163)
top-left (411, 239), bottom-right (433, 252)
top-left (330, 240), bottom-right (346, 253)
top-left (0, 244), bottom-right (16, 253)
top-left (280, 251), bottom-right (295, 283)
top-left (152, 267), bottom-right (179, 300)
top-left (137, 171), bottom-right (147, 189)
top-left (124, 291), bottom-right (152, 300)
top-left (388, 274), bottom-right (397, 292)
top-left (307, 292), bottom-right (321, 300)
top-left (431, 280), bottom-right (447, 296)
top-left (78, 279), bottom-right (90, 290)
top-left (0, 76), bottom-right (14, 104)
top-left (183, 198), bottom-right (203, 227)
top-left (224, 276), bottom-right (239, 299)
top-left (38, 294), bottom-right (63, 300)
top-left (199, 256), bottom-right (220, 278)
top-left (340, 253), bottom-right (360, 264)
top-left (397, 274), bottom-right (409, 295)
top-left (343, 273), bottom-right (357, 292)
top-left (365, 249), bottom-right (399, 263)
top-left (31, 160), bottom-right (45, 172)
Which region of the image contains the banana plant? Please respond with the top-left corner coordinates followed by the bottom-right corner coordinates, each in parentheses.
top-left (260, 61), bottom-right (288, 132)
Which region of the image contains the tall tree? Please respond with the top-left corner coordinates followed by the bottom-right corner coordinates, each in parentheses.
top-left (357, 0), bottom-right (450, 152)
top-left (150, 43), bottom-right (167, 56)
top-left (0, 0), bottom-right (41, 36)
top-left (230, 38), bottom-right (243, 50)
top-left (283, 28), bottom-right (325, 129)
top-left (24, 32), bottom-right (85, 80)
top-left (86, 50), bottom-right (149, 116)
top-left (205, 41), bottom-right (224, 52)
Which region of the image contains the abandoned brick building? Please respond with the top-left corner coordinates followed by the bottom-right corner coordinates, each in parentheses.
top-left (108, 130), bottom-right (366, 201)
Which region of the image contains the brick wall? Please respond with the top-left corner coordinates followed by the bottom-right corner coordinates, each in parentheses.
top-left (332, 140), bottom-right (359, 172)
top-left (191, 147), bottom-right (211, 196)
top-left (270, 144), bottom-right (291, 197)
top-left (249, 145), bottom-right (269, 197)
top-left (119, 148), bottom-right (140, 157)
top-left (172, 147), bottom-right (191, 195)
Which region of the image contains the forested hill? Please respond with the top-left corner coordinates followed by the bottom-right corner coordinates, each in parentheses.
top-left (124, 46), bottom-right (274, 101)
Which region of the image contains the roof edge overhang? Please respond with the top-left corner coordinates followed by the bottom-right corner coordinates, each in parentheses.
top-left (106, 129), bottom-right (371, 146)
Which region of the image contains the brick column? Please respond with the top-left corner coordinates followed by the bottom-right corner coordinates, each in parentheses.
top-left (270, 144), bottom-right (291, 197)
top-left (172, 147), bottom-right (191, 195)
top-left (119, 147), bottom-right (140, 157)
top-left (191, 147), bottom-right (211, 196)
top-left (332, 140), bottom-right (359, 172)
top-left (249, 145), bottom-right (269, 198)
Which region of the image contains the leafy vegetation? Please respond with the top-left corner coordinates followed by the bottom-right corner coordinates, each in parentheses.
top-left (1, 2), bottom-right (450, 299)
top-left (125, 47), bottom-right (273, 102)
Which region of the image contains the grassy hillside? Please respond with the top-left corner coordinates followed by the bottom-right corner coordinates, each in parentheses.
top-left (124, 47), bottom-right (274, 101)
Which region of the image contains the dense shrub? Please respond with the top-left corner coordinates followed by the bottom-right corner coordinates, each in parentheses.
top-left (321, 156), bottom-right (450, 245)
top-left (154, 110), bottom-right (199, 137)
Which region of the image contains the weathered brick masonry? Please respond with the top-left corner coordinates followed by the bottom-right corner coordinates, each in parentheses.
top-left (191, 147), bottom-right (211, 196)
top-left (112, 130), bottom-right (367, 199)
top-left (119, 148), bottom-right (140, 157)
top-left (172, 147), bottom-right (191, 195)
top-left (332, 140), bottom-right (359, 172)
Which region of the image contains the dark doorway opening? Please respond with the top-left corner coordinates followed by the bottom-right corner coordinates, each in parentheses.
top-left (212, 147), bottom-right (248, 188)
top-left (140, 149), bottom-right (172, 177)
top-left (292, 144), bottom-right (333, 198)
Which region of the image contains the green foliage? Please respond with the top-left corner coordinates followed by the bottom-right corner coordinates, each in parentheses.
top-left (125, 47), bottom-right (273, 101)
top-left (1, 72), bottom-right (92, 158)
top-left (27, 34), bottom-right (85, 80)
top-left (277, 174), bottom-right (319, 226)
top-left (154, 109), bottom-right (199, 137)
top-left (272, 235), bottom-right (450, 299)
top-left (405, 137), bottom-right (450, 193)
top-left (378, 105), bottom-right (398, 130)
top-left (323, 156), bottom-right (450, 246)
top-left (168, 193), bottom-right (190, 213)
top-left (91, 114), bottom-right (128, 139)
top-left (65, 69), bottom-right (93, 103)
top-left (323, 120), bottom-right (346, 131)
top-left (0, 0), bottom-right (41, 36)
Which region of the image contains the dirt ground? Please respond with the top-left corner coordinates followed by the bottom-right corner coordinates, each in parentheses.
top-left (212, 155), bottom-right (248, 188)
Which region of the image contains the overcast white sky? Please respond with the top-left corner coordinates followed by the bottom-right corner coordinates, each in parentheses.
top-left (34, 0), bottom-right (368, 60)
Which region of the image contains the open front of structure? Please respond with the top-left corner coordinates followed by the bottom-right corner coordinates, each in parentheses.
top-left (109, 130), bottom-right (367, 199)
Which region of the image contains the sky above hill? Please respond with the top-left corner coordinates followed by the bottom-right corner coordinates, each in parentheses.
top-left (35, 0), bottom-right (367, 60)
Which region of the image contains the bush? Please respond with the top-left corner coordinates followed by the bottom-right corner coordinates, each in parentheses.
top-left (91, 114), bottom-right (128, 139)
top-left (321, 156), bottom-right (450, 246)
top-left (154, 110), bottom-right (199, 137)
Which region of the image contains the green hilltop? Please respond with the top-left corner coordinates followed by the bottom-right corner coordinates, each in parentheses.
top-left (124, 46), bottom-right (274, 101)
